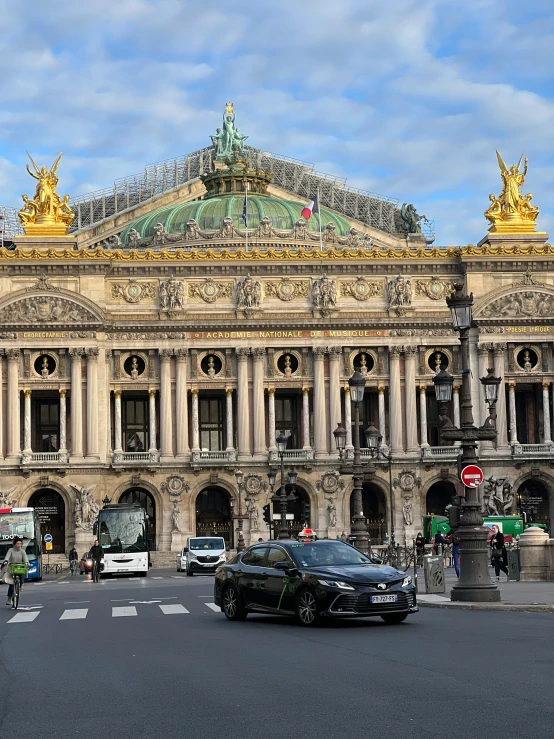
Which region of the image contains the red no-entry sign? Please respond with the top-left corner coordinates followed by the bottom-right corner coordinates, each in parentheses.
top-left (460, 464), bottom-right (484, 488)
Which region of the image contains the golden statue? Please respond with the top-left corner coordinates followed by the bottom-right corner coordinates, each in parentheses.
top-left (484, 151), bottom-right (540, 234)
top-left (18, 152), bottom-right (74, 236)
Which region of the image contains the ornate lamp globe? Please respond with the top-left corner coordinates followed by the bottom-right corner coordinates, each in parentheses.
top-left (364, 422), bottom-right (381, 449)
top-left (348, 368), bottom-right (366, 404)
top-left (433, 367), bottom-right (454, 403)
top-left (446, 283), bottom-right (473, 331)
top-left (276, 431), bottom-right (289, 454)
top-left (480, 367), bottom-right (501, 406)
top-left (333, 423), bottom-right (347, 452)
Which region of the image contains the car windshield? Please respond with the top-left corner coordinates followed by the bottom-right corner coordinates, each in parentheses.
top-left (289, 541), bottom-right (372, 567)
top-left (99, 509), bottom-right (147, 553)
top-left (189, 538), bottom-right (224, 551)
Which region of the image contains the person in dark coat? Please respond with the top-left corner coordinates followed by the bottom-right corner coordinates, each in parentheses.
top-left (433, 531), bottom-right (449, 556)
top-left (490, 525), bottom-right (509, 581)
top-left (415, 533), bottom-right (425, 566)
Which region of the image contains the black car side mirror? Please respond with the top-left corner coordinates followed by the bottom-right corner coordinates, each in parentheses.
top-left (183, 547), bottom-right (189, 553)
top-left (370, 557), bottom-right (382, 565)
top-left (273, 561), bottom-right (292, 572)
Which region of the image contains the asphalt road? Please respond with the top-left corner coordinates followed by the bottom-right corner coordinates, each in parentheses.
top-left (0, 569), bottom-right (552, 739)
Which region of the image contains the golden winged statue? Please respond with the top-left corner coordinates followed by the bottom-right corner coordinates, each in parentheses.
top-left (484, 150), bottom-right (539, 233)
top-left (18, 152), bottom-right (74, 236)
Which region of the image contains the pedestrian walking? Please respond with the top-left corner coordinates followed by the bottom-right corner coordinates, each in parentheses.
top-left (490, 525), bottom-right (509, 581)
top-left (450, 530), bottom-right (460, 578)
top-left (433, 531), bottom-right (449, 556)
top-left (415, 533), bottom-right (425, 566)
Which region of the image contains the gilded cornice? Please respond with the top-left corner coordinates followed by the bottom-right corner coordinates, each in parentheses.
top-left (0, 244), bottom-right (461, 261)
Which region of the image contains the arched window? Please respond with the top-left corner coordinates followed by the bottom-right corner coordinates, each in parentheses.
top-left (29, 489), bottom-right (66, 553)
top-left (196, 487), bottom-right (231, 544)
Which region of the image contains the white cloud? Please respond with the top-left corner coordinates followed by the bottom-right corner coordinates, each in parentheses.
top-left (0, 0), bottom-right (552, 244)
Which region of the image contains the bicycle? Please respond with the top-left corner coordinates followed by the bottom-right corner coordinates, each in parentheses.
top-left (92, 559), bottom-right (101, 583)
top-left (10, 563), bottom-right (28, 610)
top-left (69, 560), bottom-right (78, 576)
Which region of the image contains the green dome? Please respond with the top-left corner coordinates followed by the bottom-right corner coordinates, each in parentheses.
top-left (120, 195), bottom-right (353, 243)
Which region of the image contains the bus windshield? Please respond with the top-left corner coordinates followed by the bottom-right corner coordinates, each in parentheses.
top-left (98, 508), bottom-right (148, 554)
top-left (0, 511), bottom-right (39, 560)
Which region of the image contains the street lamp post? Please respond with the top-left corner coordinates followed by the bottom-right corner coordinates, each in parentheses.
top-left (272, 432), bottom-right (297, 540)
top-left (434, 282), bottom-right (502, 602)
top-left (333, 369), bottom-right (370, 554)
top-left (364, 422), bottom-right (395, 551)
top-left (233, 469), bottom-right (248, 552)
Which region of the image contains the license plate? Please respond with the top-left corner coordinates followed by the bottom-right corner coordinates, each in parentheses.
top-left (371, 594), bottom-right (397, 604)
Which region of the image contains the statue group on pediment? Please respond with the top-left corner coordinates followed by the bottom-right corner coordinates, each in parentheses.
top-left (236, 273), bottom-right (261, 309)
top-left (387, 275), bottom-right (413, 311)
top-left (313, 275), bottom-right (337, 309)
top-left (159, 276), bottom-right (185, 311)
top-left (480, 291), bottom-right (554, 318)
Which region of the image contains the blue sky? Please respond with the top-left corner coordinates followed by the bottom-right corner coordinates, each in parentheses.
top-left (0, 0), bottom-right (553, 244)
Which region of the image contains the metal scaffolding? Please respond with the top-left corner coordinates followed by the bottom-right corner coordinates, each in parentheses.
top-left (0, 145), bottom-right (402, 240)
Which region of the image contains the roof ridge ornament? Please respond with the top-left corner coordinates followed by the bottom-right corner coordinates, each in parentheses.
top-left (484, 151), bottom-right (540, 234)
top-left (211, 102), bottom-right (248, 160)
top-left (18, 152), bottom-right (74, 237)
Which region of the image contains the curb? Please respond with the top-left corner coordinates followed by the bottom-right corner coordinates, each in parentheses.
top-left (418, 601), bottom-right (554, 612)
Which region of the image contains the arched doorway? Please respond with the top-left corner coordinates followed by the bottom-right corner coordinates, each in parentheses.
top-left (272, 485), bottom-right (311, 538)
top-left (29, 489), bottom-right (65, 553)
top-left (119, 488), bottom-right (156, 551)
top-left (426, 482), bottom-right (457, 516)
top-left (517, 480), bottom-right (551, 529)
top-left (196, 487), bottom-right (232, 544)
top-left (350, 484), bottom-right (387, 543)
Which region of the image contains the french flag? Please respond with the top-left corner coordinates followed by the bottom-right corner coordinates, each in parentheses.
top-left (301, 194), bottom-right (319, 220)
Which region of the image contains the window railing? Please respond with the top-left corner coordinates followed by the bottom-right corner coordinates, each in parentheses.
top-left (513, 443), bottom-right (554, 456)
top-left (22, 451), bottom-right (68, 464)
top-left (269, 449), bottom-right (314, 462)
top-left (191, 449), bottom-right (237, 463)
top-left (422, 446), bottom-right (460, 459)
top-left (112, 451), bottom-right (159, 463)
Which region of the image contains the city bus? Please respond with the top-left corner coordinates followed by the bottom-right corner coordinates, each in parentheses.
top-left (95, 503), bottom-right (149, 576)
top-left (0, 507), bottom-right (42, 581)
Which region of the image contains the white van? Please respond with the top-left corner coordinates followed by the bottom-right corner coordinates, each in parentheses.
top-left (177, 536), bottom-right (227, 576)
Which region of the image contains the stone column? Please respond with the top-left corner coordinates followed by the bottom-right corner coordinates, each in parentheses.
top-left (268, 388), bottom-right (277, 452)
top-left (226, 389), bottom-right (234, 452)
top-left (86, 348), bottom-right (99, 459)
top-left (478, 344), bottom-right (493, 450)
top-left (0, 353), bottom-right (3, 460)
top-left (543, 382), bottom-right (552, 443)
top-left (329, 347), bottom-right (342, 451)
top-left (105, 350), bottom-right (112, 454)
top-left (508, 382), bottom-right (518, 445)
top-left (70, 348), bottom-right (83, 460)
top-left (252, 348), bottom-right (266, 455)
top-left (389, 347), bottom-right (403, 455)
top-left (59, 389), bottom-right (67, 459)
top-left (6, 351), bottom-right (20, 460)
top-left (404, 347), bottom-right (418, 453)
top-left (313, 347), bottom-right (328, 459)
top-left (494, 344), bottom-right (509, 451)
top-left (378, 385), bottom-right (388, 449)
top-left (419, 386), bottom-right (429, 447)
top-left (344, 385), bottom-right (353, 452)
top-left (23, 389), bottom-right (32, 457)
top-left (148, 390), bottom-right (157, 452)
top-left (160, 349), bottom-right (173, 460)
top-left (191, 389), bottom-right (200, 451)
top-left (452, 385), bottom-right (461, 447)
top-left (175, 349), bottom-right (189, 458)
top-left (114, 390), bottom-right (123, 453)
top-left (302, 387), bottom-right (310, 449)
top-left (237, 348), bottom-right (251, 460)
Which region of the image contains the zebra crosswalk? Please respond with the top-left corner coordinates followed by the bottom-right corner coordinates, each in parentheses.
top-left (4, 600), bottom-right (220, 624)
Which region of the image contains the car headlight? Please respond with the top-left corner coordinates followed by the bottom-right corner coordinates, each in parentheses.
top-left (402, 576), bottom-right (412, 587)
top-left (318, 580), bottom-right (355, 590)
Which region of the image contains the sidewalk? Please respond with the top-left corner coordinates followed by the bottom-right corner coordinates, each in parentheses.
top-left (416, 567), bottom-right (554, 612)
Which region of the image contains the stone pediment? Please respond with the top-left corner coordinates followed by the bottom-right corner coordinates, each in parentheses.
top-left (0, 283), bottom-right (105, 327)
top-left (474, 287), bottom-right (554, 319)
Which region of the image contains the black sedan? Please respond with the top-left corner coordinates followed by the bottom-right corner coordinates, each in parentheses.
top-left (214, 539), bottom-right (418, 626)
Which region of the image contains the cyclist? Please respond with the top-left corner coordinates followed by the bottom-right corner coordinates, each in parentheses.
top-left (68, 546), bottom-right (79, 575)
top-left (89, 539), bottom-right (104, 580)
top-left (3, 537), bottom-right (29, 606)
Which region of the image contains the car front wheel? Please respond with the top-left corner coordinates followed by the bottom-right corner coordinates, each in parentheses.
top-left (295, 589), bottom-right (319, 626)
top-left (380, 612), bottom-right (408, 625)
top-left (222, 584), bottom-right (247, 621)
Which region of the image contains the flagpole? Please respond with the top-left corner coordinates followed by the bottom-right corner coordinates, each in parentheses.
top-left (318, 186), bottom-right (323, 252)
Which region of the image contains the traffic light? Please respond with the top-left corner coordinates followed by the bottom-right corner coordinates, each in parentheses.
top-left (263, 504), bottom-right (271, 524)
top-left (301, 501), bottom-right (311, 525)
top-left (445, 504), bottom-right (460, 530)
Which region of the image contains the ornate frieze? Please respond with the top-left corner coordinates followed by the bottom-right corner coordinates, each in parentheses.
top-left (387, 275), bottom-right (413, 315)
top-left (414, 277), bottom-right (456, 301)
top-left (161, 475), bottom-right (190, 499)
top-left (188, 279), bottom-right (232, 303)
top-left (481, 291), bottom-right (554, 318)
top-left (316, 470), bottom-right (345, 495)
top-left (160, 276), bottom-right (185, 310)
top-left (110, 280), bottom-right (156, 303)
top-left (340, 277), bottom-right (383, 301)
top-left (265, 278), bottom-right (308, 301)
top-left (0, 297), bottom-right (97, 324)
top-left (312, 275), bottom-right (337, 309)
top-left (236, 274), bottom-right (261, 308)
